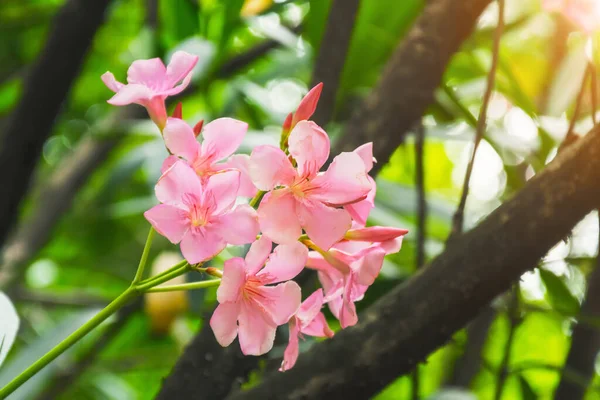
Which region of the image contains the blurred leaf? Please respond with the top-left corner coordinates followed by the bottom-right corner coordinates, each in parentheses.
top-left (0, 292), bottom-right (19, 368)
top-left (518, 374), bottom-right (538, 400)
top-left (338, 0), bottom-right (423, 100)
top-left (304, 0), bottom-right (331, 51)
top-left (219, 0), bottom-right (245, 53)
top-left (0, 310), bottom-right (97, 399)
top-left (159, 0), bottom-right (200, 49)
top-left (539, 269), bottom-right (580, 315)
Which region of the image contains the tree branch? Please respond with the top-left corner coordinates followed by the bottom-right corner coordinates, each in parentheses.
top-left (0, 0), bottom-right (113, 249)
top-left (310, 0), bottom-right (361, 127)
top-left (332, 0), bottom-right (492, 175)
top-left (227, 125), bottom-right (600, 400)
top-left (553, 207), bottom-right (600, 400)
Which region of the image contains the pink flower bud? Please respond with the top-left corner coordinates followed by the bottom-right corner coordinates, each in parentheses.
top-left (171, 102), bottom-right (183, 119)
top-left (193, 120), bottom-right (204, 137)
top-left (291, 83), bottom-right (323, 128)
top-left (345, 226), bottom-right (409, 242)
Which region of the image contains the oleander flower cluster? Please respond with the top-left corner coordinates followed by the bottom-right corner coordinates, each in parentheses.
top-left (102, 51), bottom-right (408, 371)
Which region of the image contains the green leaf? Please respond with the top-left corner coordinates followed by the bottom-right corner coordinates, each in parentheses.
top-left (518, 374), bottom-right (538, 400)
top-left (159, 0), bottom-right (200, 49)
top-left (539, 269), bottom-right (580, 315)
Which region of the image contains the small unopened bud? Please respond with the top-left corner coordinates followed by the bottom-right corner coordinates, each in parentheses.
top-left (345, 226), bottom-right (409, 243)
top-left (171, 102), bottom-right (183, 119)
top-left (279, 113), bottom-right (294, 150)
top-left (282, 112), bottom-right (293, 132)
top-left (193, 120), bottom-right (204, 137)
top-left (206, 267), bottom-right (223, 278)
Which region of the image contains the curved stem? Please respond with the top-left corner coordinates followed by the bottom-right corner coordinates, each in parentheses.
top-left (138, 259), bottom-right (188, 286)
top-left (145, 279), bottom-right (221, 293)
top-left (0, 288), bottom-right (137, 399)
top-left (133, 227), bottom-right (155, 284)
top-left (450, 0), bottom-right (505, 238)
top-left (135, 263), bottom-right (190, 291)
top-left (249, 191), bottom-right (266, 208)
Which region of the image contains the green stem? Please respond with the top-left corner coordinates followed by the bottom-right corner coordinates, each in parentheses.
top-left (249, 191), bottom-right (266, 208)
top-left (132, 227), bottom-right (155, 284)
top-left (135, 263), bottom-right (189, 291)
top-left (145, 279), bottom-right (221, 293)
top-left (138, 259), bottom-right (188, 286)
top-left (0, 288), bottom-right (137, 399)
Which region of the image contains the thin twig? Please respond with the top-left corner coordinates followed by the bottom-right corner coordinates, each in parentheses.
top-left (590, 63), bottom-right (597, 125)
top-left (411, 122), bottom-right (427, 400)
top-left (494, 286), bottom-right (520, 400)
top-left (450, 0), bottom-right (505, 238)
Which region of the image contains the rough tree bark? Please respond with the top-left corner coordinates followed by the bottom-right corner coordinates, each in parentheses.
top-left (332, 0), bottom-right (492, 175)
top-left (554, 260), bottom-right (600, 399)
top-left (310, 0), bottom-right (361, 127)
top-left (0, 0), bottom-right (113, 249)
top-left (226, 126), bottom-right (600, 400)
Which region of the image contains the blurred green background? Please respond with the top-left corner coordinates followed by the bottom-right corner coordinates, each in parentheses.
top-left (1, 0), bottom-right (600, 398)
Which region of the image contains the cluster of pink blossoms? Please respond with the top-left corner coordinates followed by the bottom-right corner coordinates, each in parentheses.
top-left (102, 51), bottom-right (408, 370)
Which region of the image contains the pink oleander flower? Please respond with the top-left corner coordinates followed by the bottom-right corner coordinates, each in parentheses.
top-left (249, 121), bottom-right (372, 250)
top-left (101, 51), bottom-right (199, 129)
top-left (280, 289), bottom-right (334, 372)
top-left (144, 161), bottom-right (259, 263)
top-left (306, 226), bottom-right (408, 328)
top-left (344, 143), bottom-right (377, 226)
top-left (160, 117), bottom-right (257, 197)
top-left (210, 236), bottom-right (307, 355)
top-left (543, 0), bottom-right (600, 33)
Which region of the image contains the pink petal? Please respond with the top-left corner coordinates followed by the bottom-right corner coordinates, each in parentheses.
top-left (101, 72), bottom-right (124, 93)
top-left (244, 236), bottom-right (273, 276)
top-left (144, 204), bottom-right (188, 243)
top-left (165, 51), bottom-right (199, 87)
top-left (258, 190), bottom-right (302, 244)
top-left (161, 155), bottom-right (180, 174)
top-left (345, 226), bottom-right (409, 243)
top-left (380, 237), bottom-right (404, 255)
top-left (288, 121), bottom-right (330, 178)
top-left (163, 118), bottom-right (200, 161)
top-left (201, 118), bottom-right (248, 161)
top-left (302, 312), bottom-right (334, 338)
top-left (280, 318), bottom-right (301, 372)
top-left (218, 154), bottom-right (258, 197)
top-left (296, 200), bottom-right (351, 250)
top-left (106, 83), bottom-right (154, 106)
top-left (249, 145), bottom-right (296, 191)
top-left (155, 161), bottom-right (202, 206)
top-left (256, 241), bottom-right (308, 284)
top-left (217, 257), bottom-right (247, 303)
top-left (309, 152), bottom-right (372, 206)
top-left (214, 204), bottom-right (259, 246)
top-left (347, 247), bottom-right (386, 286)
top-left (252, 281), bottom-right (301, 325)
top-left (238, 301), bottom-right (277, 356)
top-left (344, 177), bottom-right (376, 226)
top-left (353, 142), bottom-right (375, 172)
top-left (204, 170), bottom-right (240, 215)
top-left (127, 57), bottom-right (167, 88)
top-left (296, 289), bottom-right (325, 326)
top-left (291, 83), bottom-right (323, 127)
top-left (210, 302), bottom-right (240, 347)
top-left (180, 228), bottom-right (226, 264)
top-left (339, 277), bottom-right (359, 329)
